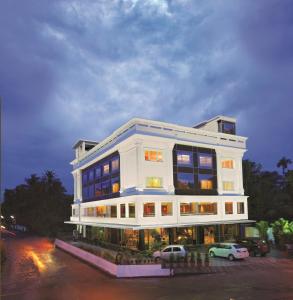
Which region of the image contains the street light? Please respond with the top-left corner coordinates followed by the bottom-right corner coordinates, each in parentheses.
top-left (0, 215), bottom-right (4, 219)
top-left (10, 215), bottom-right (15, 219)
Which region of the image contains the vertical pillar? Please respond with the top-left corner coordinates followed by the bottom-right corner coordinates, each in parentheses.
top-left (168, 228), bottom-right (174, 244)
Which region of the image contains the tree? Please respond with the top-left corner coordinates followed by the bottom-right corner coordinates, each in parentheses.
top-left (2, 171), bottom-right (73, 236)
top-left (256, 221), bottom-right (269, 240)
top-left (277, 157), bottom-right (292, 175)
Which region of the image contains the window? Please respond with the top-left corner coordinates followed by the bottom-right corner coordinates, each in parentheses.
top-left (163, 247), bottom-right (172, 253)
top-left (161, 202), bottom-right (172, 216)
top-left (110, 205), bottom-right (117, 218)
top-left (143, 203), bottom-right (155, 217)
top-left (111, 158), bottom-right (119, 172)
top-left (82, 173), bottom-right (87, 185)
top-left (237, 202), bottom-right (245, 214)
top-left (111, 177), bottom-right (120, 193)
top-left (173, 247), bottom-right (181, 252)
top-left (222, 159), bottom-right (234, 169)
top-left (218, 121), bottom-right (236, 135)
top-left (103, 163), bottom-right (110, 175)
top-left (89, 170), bottom-right (94, 182)
top-left (180, 202), bottom-right (217, 215)
top-left (120, 204), bottom-right (126, 218)
top-left (225, 202), bottom-right (233, 214)
top-left (95, 183), bottom-right (102, 196)
top-left (199, 174), bottom-right (213, 190)
top-left (96, 206), bottom-right (106, 217)
top-left (129, 203), bottom-right (135, 218)
top-left (198, 154), bottom-right (213, 169)
top-left (146, 177), bottom-right (163, 188)
top-left (102, 180), bottom-right (110, 195)
top-left (72, 209), bottom-right (76, 216)
top-left (82, 186), bottom-right (88, 199)
top-left (197, 203), bottom-right (217, 215)
top-left (177, 151), bottom-right (193, 166)
top-left (180, 203), bottom-right (196, 215)
top-left (88, 185), bottom-right (94, 198)
top-left (223, 181), bottom-right (234, 191)
top-left (177, 173), bottom-right (194, 189)
top-left (85, 207), bottom-right (94, 217)
top-left (95, 166), bottom-right (101, 178)
top-left (144, 150), bottom-right (163, 162)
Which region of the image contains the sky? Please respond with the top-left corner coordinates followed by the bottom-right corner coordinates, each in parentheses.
top-left (1, 0), bottom-right (293, 194)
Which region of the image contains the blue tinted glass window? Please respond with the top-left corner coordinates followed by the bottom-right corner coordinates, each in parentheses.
top-left (82, 173), bottom-right (87, 185)
top-left (95, 183), bottom-right (102, 196)
top-left (198, 153), bottom-right (213, 169)
top-left (111, 157), bottom-right (119, 172)
top-left (82, 186), bottom-right (88, 199)
top-left (88, 185), bottom-right (94, 198)
top-left (103, 163), bottom-right (110, 176)
top-left (177, 151), bottom-right (193, 167)
top-left (177, 173), bottom-right (194, 189)
top-left (95, 166), bottom-right (101, 178)
top-left (89, 170), bottom-right (94, 182)
top-left (102, 180), bottom-right (111, 195)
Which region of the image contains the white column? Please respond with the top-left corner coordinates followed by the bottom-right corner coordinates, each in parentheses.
top-left (166, 143), bottom-right (175, 194)
top-left (135, 139), bottom-right (144, 190)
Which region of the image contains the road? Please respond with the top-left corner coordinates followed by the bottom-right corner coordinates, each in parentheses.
top-left (1, 234), bottom-right (293, 300)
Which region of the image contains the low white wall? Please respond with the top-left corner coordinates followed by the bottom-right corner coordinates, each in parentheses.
top-left (55, 239), bottom-right (117, 276)
top-left (55, 239), bottom-right (170, 278)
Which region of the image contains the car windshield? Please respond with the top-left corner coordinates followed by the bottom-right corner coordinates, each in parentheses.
top-left (233, 244), bottom-right (243, 249)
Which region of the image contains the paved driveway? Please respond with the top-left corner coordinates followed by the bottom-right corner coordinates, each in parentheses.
top-left (1, 234), bottom-right (293, 300)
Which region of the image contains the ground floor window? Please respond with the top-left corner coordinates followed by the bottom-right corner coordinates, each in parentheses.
top-left (120, 204), bottom-right (125, 218)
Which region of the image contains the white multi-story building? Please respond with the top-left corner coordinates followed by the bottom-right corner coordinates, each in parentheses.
top-left (66, 116), bottom-right (252, 250)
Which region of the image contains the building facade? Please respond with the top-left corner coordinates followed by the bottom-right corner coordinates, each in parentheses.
top-left (66, 116), bottom-right (252, 250)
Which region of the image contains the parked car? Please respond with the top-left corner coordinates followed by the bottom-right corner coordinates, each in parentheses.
top-left (209, 243), bottom-right (249, 261)
top-left (153, 245), bottom-right (188, 262)
top-left (236, 238), bottom-right (270, 257)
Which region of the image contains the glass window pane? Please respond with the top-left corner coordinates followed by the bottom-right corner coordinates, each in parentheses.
top-left (95, 183), bottom-right (102, 196)
top-left (225, 202), bottom-right (233, 214)
top-left (95, 166), bottom-right (101, 178)
top-left (198, 174), bottom-right (213, 190)
top-left (129, 203), bottom-right (135, 218)
top-left (103, 163), bottom-right (110, 175)
top-left (146, 177), bottom-right (163, 188)
top-left (143, 203), bottom-right (155, 217)
top-left (177, 173), bottom-right (194, 189)
top-left (198, 154), bottom-right (213, 169)
top-left (223, 181), bottom-right (234, 191)
top-left (161, 202), bottom-right (172, 216)
top-left (111, 158), bottom-right (119, 172)
top-left (221, 160), bottom-right (234, 169)
top-left (177, 150), bottom-right (193, 166)
top-left (120, 204), bottom-right (126, 218)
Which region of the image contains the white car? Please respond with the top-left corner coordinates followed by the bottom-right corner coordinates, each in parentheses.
top-left (209, 243), bottom-right (249, 261)
top-left (153, 245), bottom-right (188, 262)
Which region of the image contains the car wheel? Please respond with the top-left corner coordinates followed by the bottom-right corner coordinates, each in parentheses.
top-left (228, 254), bottom-right (235, 261)
top-left (155, 257), bottom-right (161, 263)
top-left (209, 251), bottom-right (215, 257)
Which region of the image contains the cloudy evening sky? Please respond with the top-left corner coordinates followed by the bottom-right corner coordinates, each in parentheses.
top-left (1, 0), bottom-right (293, 194)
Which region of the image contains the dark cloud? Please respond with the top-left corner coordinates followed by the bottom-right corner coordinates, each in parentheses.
top-left (1, 0), bottom-right (293, 194)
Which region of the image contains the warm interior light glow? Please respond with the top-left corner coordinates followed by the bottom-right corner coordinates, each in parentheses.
top-left (222, 159), bottom-right (234, 169)
top-left (146, 177), bottom-right (162, 188)
top-left (200, 180), bottom-right (213, 189)
top-left (223, 181), bottom-right (234, 191)
top-left (112, 182), bottom-right (120, 193)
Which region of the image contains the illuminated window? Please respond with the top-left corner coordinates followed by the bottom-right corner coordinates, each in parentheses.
top-left (222, 160), bottom-right (234, 169)
top-left (120, 204), bottom-right (126, 218)
top-left (225, 202), bottom-right (233, 214)
top-left (161, 202), bottom-right (172, 216)
top-left (85, 207), bottom-right (95, 217)
top-left (197, 203), bottom-right (217, 215)
top-left (112, 182), bottom-right (120, 193)
top-left (103, 163), bottom-right (109, 175)
top-left (237, 202), bottom-right (245, 214)
top-left (143, 203), bottom-right (155, 217)
top-left (111, 177), bottom-right (120, 193)
top-left (180, 203), bottom-right (196, 215)
top-left (129, 203), bottom-right (135, 218)
top-left (144, 150), bottom-right (163, 162)
top-left (198, 154), bottom-right (213, 169)
top-left (223, 181), bottom-right (234, 191)
top-left (96, 206), bottom-right (106, 217)
top-left (146, 177), bottom-right (163, 188)
top-left (111, 158), bottom-right (119, 172)
top-left (177, 151), bottom-right (193, 166)
top-left (198, 173), bottom-right (214, 190)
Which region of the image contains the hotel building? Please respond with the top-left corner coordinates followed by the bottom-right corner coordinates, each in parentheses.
top-left (66, 116), bottom-right (252, 250)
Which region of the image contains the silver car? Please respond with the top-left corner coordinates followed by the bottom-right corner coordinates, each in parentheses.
top-left (153, 245), bottom-right (188, 262)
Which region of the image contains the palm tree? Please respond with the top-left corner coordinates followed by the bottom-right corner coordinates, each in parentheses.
top-left (256, 221), bottom-right (269, 240)
top-left (277, 157), bottom-right (292, 175)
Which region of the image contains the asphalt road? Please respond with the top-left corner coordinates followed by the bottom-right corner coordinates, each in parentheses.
top-left (1, 233), bottom-right (293, 300)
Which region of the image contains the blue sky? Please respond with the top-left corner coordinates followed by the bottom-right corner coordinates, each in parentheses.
top-left (1, 0), bottom-right (293, 194)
